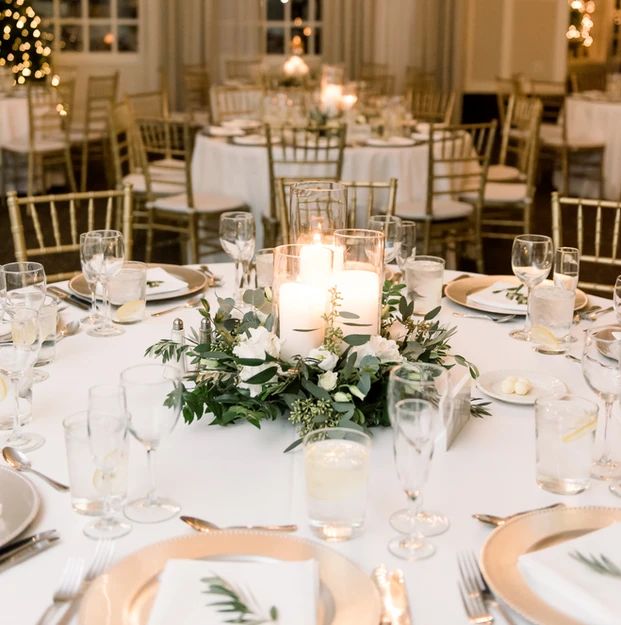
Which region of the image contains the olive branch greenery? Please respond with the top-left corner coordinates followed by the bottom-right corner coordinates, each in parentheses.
top-left (570, 552), bottom-right (621, 578)
top-left (492, 284), bottom-right (527, 306)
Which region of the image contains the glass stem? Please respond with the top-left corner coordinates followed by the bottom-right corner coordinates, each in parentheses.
top-left (524, 285), bottom-right (533, 334)
top-left (89, 283), bottom-right (99, 320)
top-left (234, 260), bottom-right (242, 304)
top-left (601, 399), bottom-right (614, 463)
top-left (101, 485), bottom-right (114, 526)
top-left (8, 374), bottom-right (22, 443)
top-left (146, 448), bottom-right (157, 506)
top-left (406, 492), bottom-right (422, 538)
top-left (100, 280), bottom-right (112, 330)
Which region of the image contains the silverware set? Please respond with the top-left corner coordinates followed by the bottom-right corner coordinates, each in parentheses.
top-left (0, 529), bottom-right (60, 573)
top-left (2, 446), bottom-right (70, 492)
top-left (574, 305), bottom-right (614, 323)
top-left (453, 312), bottom-right (517, 324)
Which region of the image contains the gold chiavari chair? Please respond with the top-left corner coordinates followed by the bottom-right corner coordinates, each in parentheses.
top-left (408, 89), bottom-right (456, 124)
top-left (209, 85), bottom-right (264, 124)
top-left (551, 192), bottom-right (621, 295)
top-left (266, 122), bottom-right (347, 247)
top-left (569, 67), bottom-right (607, 93)
top-left (224, 57), bottom-right (264, 84)
top-left (396, 121), bottom-right (497, 271)
top-left (138, 117), bottom-right (246, 263)
top-left (405, 66), bottom-right (435, 92)
top-left (495, 76), bottom-right (518, 129)
top-left (182, 64), bottom-right (211, 123)
top-left (126, 89), bottom-right (170, 120)
top-left (7, 185), bottom-right (133, 281)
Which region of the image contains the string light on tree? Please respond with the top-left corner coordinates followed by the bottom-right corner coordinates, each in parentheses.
top-left (0, 0), bottom-right (53, 84)
top-left (566, 0), bottom-right (596, 49)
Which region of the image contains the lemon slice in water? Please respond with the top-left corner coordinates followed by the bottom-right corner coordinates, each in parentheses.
top-left (114, 300), bottom-right (145, 323)
top-left (562, 416), bottom-right (598, 443)
top-left (530, 324), bottom-right (560, 348)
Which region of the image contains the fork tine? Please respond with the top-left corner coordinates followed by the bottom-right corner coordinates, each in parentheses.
top-left (464, 551), bottom-right (485, 592)
top-left (467, 551), bottom-right (489, 592)
top-left (86, 539), bottom-right (114, 581)
top-left (457, 553), bottom-right (478, 595)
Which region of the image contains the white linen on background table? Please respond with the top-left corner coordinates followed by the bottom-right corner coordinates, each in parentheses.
top-left (0, 263), bottom-right (617, 625)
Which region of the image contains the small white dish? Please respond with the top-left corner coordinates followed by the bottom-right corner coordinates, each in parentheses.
top-left (221, 118), bottom-right (262, 130)
top-left (477, 369), bottom-right (567, 406)
top-left (205, 126), bottom-right (244, 137)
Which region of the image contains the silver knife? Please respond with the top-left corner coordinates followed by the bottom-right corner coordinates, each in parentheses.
top-left (0, 533), bottom-right (60, 573)
top-left (0, 530), bottom-right (58, 562)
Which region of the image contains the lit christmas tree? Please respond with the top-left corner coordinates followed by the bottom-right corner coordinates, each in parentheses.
top-left (0, 0), bottom-right (53, 84)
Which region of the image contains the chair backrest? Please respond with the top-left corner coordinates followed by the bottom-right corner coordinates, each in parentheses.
top-left (409, 89), bottom-right (456, 124)
top-left (109, 100), bottom-right (141, 184)
top-left (84, 72), bottom-right (119, 136)
top-left (551, 192), bottom-right (621, 294)
top-left (183, 65), bottom-right (210, 115)
top-left (126, 89), bottom-right (169, 120)
top-left (425, 121), bottom-right (497, 216)
top-left (7, 185), bottom-right (133, 281)
top-left (209, 85), bottom-right (264, 124)
top-left (55, 77), bottom-right (76, 123)
top-left (27, 83), bottom-right (68, 146)
top-left (266, 122), bottom-right (347, 223)
top-left (495, 76), bottom-right (517, 128)
top-left (499, 95), bottom-right (543, 176)
top-left (224, 57), bottom-right (263, 84)
top-left (405, 66), bottom-right (436, 91)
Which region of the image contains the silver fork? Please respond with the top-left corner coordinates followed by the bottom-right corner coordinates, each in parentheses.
top-left (461, 551), bottom-right (517, 625)
top-left (453, 312), bottom-right (517, 324)
top-left (35, 556), bottom-right (85, 625)
top-left (457, 553), bottom-right (494, 624)
top-left (151, 296), bottom-right (203, 318)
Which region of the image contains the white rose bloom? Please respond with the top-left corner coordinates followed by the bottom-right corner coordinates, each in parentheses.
top-left (352, 335), bottom-right (402, 367)
top-left (238, 362), bottom-right (278, 398)
top-left (307, 347), bottom-right (338, 371)
top-left (318, 370), bottom-right (338, 391)
top-left (388, 319), bottom-right (408, 342)
top-left (233, 326), bottom-right (281, 361)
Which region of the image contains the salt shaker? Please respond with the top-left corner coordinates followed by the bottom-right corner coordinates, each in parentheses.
top-left (171, 318), bottom-right (186, 372)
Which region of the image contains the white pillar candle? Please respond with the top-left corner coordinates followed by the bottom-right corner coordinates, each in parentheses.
top-left (299, 244), bottom-right (333, 286)
top-left (332, 269), bottom-right (380, 337)
top-left (279, 282), bottom-right (327, 361)
top-left (321, 84), bottom-right (343, 117)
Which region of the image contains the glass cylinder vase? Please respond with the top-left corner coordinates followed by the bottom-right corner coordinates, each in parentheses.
top-left (290, 181), bottom-right (348, 243)
top-left (332, 229), bottom-right (384, 338)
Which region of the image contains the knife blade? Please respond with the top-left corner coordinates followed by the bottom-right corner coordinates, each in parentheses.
top-left (47, 287), bottom-right (90, 311)
top-left (0, 530), bottom-right (58, 562)
top-left (0, 533), bottom-right (59, 573)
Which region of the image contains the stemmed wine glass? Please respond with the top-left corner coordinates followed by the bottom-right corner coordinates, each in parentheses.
top-left (79, 232), bottom-right (102, 327)
top-left (582, 325), bottom-right (621, 483)
top-left (387, 362), bottom-right (450, 536)
top-left (389, 398), bottom-right (439, 560)
top-left (80, 230), bottom-right (125, 337)
top-left (219, 212), bottom-right (256, 305)
top-left (368, 215), bottom-right (402, 265)
top-left (396, 221), bottom-right (417, 273)
top-left (510, 234), bottom-right (554, 340)
top-left (613, 276), bottom-right (621, 323)
top-left (121, 363), bottom-right (182, 523)
top-left (85, 384), bottom-right (131, 539)
top-left (0, 308), bottom-right (44, 451)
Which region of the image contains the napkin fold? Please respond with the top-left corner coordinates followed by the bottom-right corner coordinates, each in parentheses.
top-left (518, 521), bottom-right (621, 625)
top-left (466, 281), bottom-right (527, 313)
top-left (146, 267), bottom-right (188, 296)
top-left (147, 558), bottom-right (318, 625)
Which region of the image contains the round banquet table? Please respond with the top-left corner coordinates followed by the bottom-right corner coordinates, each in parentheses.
top-left (0, 263), bottom-right (617, 625)
top-left (191, 136), bottom-right (430, 247)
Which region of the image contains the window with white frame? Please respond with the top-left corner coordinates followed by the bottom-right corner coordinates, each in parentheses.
top-left (264, 0), bottom-right (322, 55)
top-left (32, 0), bottom-right (139, 54)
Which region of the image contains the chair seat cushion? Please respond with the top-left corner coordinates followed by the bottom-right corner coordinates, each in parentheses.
top-left (396, 199), bottom-right (473, 221)
top-left (2, 136), bottom-right (67, 153)
top-left (148, 192), bottom-right (245, 213)
top-left (122, 173), bottom-right (184, 195)
top-left (69, 128), bottom-right (106, 143)
top-left (487, 164), bottom-right (523, 182)
top-left (539, 123), bottom-right (562, 144)
top-left (541, 130), bottom-right (604, 150)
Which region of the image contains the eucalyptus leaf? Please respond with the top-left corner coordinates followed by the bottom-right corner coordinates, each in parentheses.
top-left (343, 334), bottom-right (371, 346)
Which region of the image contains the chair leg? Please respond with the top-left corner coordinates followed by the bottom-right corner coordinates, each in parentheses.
top-left (188, 214), bottom-right (199, 265)
top-left (561, 151), bottom-right (569, 196)
top-left (64, 148), bottom-right (77, 192)
top-left (27, 152), bottom-right (35, 196)
top-left (145, 211), bottom-right (154, 263)
top-left (80, 141), bottom-right (88, 192)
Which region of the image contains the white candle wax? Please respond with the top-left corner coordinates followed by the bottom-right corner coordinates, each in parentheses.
top-left (332, 269), bottom-right (380, 337)
top-left (299, 244), bottom-right (332, 286)
top-left (321, 84), bottom-right (343, 117)
top-left (340, 94), bottom-right (358, 110)
top-left (279, 281), bottom-right (327, 361)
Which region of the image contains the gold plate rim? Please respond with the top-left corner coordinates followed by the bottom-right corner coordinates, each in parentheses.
top-left (480, 506), bottom-right (621, 625)
top-left (78, 531), bottom-right (381, 625)
top-left (0, 465), bottom-right (40, 548)
top-left (444, 275), bottom-right (588, 315)
top-left (68, 263), bottom-right (208, 302)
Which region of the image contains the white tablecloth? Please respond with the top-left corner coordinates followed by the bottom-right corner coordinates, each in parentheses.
top-left (565, 95), bottom-right (621, 201)
top-left (0, 94), bottom-right (29, 146)
top-left (0, 264), bottom-right (617, 625)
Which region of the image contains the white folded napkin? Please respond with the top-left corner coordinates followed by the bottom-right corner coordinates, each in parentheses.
top-left (207, 125), bottom-right (244, 137)
top-left (146, 267), bottom-right (188, 296)
top-left (147, 558), bottom-right (318, 625)
top-left (466, 281), bottom-right (527, 313)
top-left (518, 521), bottom-right (621, 625)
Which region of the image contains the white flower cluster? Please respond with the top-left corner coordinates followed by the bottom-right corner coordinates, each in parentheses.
top-left (233, 326), bottom-right (282, 397)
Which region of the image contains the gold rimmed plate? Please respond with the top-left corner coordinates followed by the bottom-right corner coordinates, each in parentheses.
top-left (0, 466), bottom-right (40, 548)
top-left (68, 264), bottom-right (208, 302)
top-left (79, 531), bottom-right (381, 625)
top-left (445, 275), bottom-right (588, 315)
top-left (480, 506), bottom-right (621, 625)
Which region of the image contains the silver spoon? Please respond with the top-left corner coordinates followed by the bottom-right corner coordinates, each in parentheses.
top-left (56, 320), bottom-right (80, 341)
top-left (452, 312), bottom-right (517, 324)
top-left (473, 502), bottom-right (565, 527)
top-left (181, 515), bottom-right (298, 533)
top-left (2, 447), bottom-right (69, 492)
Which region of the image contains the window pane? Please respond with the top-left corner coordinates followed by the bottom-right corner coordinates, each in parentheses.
top-left (32, 1), bottom-right (53, 18)
top-left (266, 26), bottom-right (285, 54)
top-left (315, 0), bottom-right (322, 21)
top-left (89, 0), bottom-right (111, 18)
top-left (315, 26), bottom-right (321, 54)
top-left (292, 27), bottom-right (308, 54)
top-left (267, 0), bottom-right (284, 21)
top-left (59, 24), bottom-right (82, 51)
top-left (117, 0), bottom-right (138, 19)
top-left (59, 0), bottom-right (81, 18)
top-left (90, 24), bottom-right (114, 51)
top-left (291, 0), bottom-right (308, 21)
top-left (118, 24), bottom-right (138, 52)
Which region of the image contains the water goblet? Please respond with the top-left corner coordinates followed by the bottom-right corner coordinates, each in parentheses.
top-left (80, 230), bottom-right (125, 337)
top-left (79, 232), bottom-right (102, 327)
top-left (396, 221), bottom-right (417, 273)
top-left (121, 363), bottom-right (182, 523)
top-left (389, 398), bottom-right (438, 560)
top-left (554, 247), bottom-right (579, 292)
top-left (0, 262), bottom-right (46, 314)
top-left (387, 362), bottom-right (450, 536)
top-left (368, 215), bottom-right (402, 265)
top-left (85, 384), bottom-right (131, 539)
top-left (219, 212), bottom-right (256, 305)
top-left (582, 325), bottom-right (621, 481)
top-left (510, 234), bottom-right (553, 340)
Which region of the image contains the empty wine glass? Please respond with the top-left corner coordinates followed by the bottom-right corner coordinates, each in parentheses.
top-left (121, 364), bottom-right (182, 523)
top-left (387, 362), bottom-right (450, 536)
top-left (368, 215), bottom-right (402, 265)
top-left (219, 212), bottom-right (256, 305)
top-left (389, 398), bottom-right (438, 560)
top-left (1, 262), bottom-right (46, 314)
top-left (614, 276), bottom-right (621, 323)
top-left (80, 230), bottom-right (125, 337)
top-left (79, 232), bottom-right (102, 327)
top-left (396, 221), bottom-right (417, 272)
top-left (85, 384), bottom-right (131, 539)
top-left (510, 234), bottom-right (553, 340)
top-left (582, 325), bottom-right (621, 482)
top-left (0, 308), bottom-right (44, 451)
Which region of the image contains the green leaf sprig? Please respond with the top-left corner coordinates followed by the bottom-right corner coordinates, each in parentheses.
top-left (570, 552), bottom-right (621, 578)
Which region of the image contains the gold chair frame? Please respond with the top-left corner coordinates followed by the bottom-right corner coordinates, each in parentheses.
top-left (408, 89), bottom-right (456, 124)
top-left (209, 85), bottom-right (264, 124)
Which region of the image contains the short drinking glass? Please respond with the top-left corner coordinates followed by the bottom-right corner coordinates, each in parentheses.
top-left (396, 221), bottom-right (417, 272)
top-left (529, 285), bottom-right (575, 354)
top-left (219, 212), bottom-right (256, 305)
top-left (107, 261), bottom-right (147, 324)
top-left (405, 255), bottom-right (445, 315)
top-left (368, 215), bottom-right (402, 265)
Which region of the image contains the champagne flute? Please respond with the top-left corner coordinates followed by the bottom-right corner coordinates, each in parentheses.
top-left (554, 247), bottom-right (579, 292)
top-left (0, 308), bottom-right (44, 451)
top-left (80, 230), bottom-right (125, 337)
top-left (387, 362), bottom-right (450, 536)
top-left (396, 221), bottom-right (417, 273)
top-left (121, 364), bottom-right (182, 523)
top-left (510, 234), bottom-right (553, 340)
top-left (85, 384), bottom-right (131, 539)
top-left (582, 325), bottom-right (621, 482)
top-left (368, 215), bottom-right (402, 265)
top-left (219, 212), bottom-right (256, 305)
top-left (80, 232), bottom-right (102, 327)
top-left (389, 398), bottom-right (438, 560)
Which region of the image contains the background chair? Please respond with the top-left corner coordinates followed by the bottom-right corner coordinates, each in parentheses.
top-left (182, 64), bottom-right (211, 123)
top-left (224, 57), bottom-right (264, 84)
top-left (209, 85), bottom-right (264, 124)
top-left (408, 89), bottom-right (456, 124)
top-left (126, 90), bottom-right (170, 120)
top-left (7, 185), bottom-right (133, 281)
top-left (570, 67), bottom-right (607, 93)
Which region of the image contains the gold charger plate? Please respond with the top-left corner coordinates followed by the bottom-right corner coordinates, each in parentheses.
top-left (445, 275), bottom-right (588, 315)
top-left (79, 531), bottom-right (381, 625)
top-left (480, 506), bottom-right (621, 625)
top-left (68, 264), bottom-right (207, 302)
